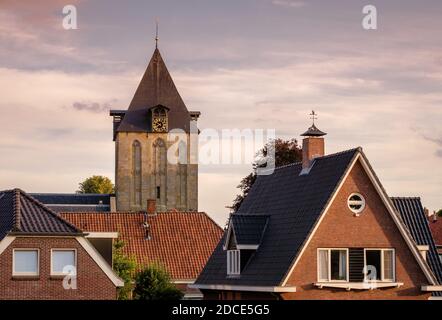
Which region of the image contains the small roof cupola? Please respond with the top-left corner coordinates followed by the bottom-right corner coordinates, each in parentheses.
top-left (301, 111), bottom-right (327, 172)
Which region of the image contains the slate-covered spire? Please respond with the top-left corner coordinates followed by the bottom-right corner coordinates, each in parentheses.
top-left (116, 48), bottom-right (191, 133)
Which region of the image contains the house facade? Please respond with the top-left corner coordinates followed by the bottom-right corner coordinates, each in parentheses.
top-left (0, 189), bottom-right (123, 300)
top-left (194, 121), bottom-right (442, 300)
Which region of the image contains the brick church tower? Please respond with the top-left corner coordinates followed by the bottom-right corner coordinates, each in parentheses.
top-left (110, 47), bottom-right (199, 212)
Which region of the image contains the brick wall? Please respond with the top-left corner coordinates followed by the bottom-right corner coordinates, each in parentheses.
top-left (282, 159), bottom-right (431, 300)
top-left (0, 237), bottom-right (117, 300)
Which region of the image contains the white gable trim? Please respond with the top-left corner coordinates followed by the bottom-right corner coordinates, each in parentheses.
top-left (76, 237), bottom-right (124, 287)
top-left (223, 219), bottom-right (234, 250)
top-left (281, 151), bottom-right (437, 286)
top-left (0, 236), bottom-right (15, 255)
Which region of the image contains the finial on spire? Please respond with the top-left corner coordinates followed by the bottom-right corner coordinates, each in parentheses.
top-left (309, 110), bottom-right (318, 125)
top-left (155, 18), bottom-right (159, 49)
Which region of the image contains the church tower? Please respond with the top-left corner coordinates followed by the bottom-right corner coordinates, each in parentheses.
top-left (110, 47), bottom-right (199, 212)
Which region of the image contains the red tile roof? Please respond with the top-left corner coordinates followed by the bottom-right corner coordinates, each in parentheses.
top-left (429, 216), bottom-right (442, 246)
top-left (60, 212), bottom-right (223, 280)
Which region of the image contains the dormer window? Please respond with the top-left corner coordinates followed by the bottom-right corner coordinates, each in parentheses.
top-left (224, 214), bottom-right (269, 277)
top-left (151, 105), bottom-right (168, 133)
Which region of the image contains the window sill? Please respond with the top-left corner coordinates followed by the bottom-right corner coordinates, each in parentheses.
top-left (314, 282), bottom-right (404, 291)
top-left (12, 275), bottom-right (40, 281)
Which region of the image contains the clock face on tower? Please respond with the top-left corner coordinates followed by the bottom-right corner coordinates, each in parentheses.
top-left (152, 117), bottom-right (168, 132)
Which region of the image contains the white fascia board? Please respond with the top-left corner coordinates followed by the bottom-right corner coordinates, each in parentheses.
top-left (237, 245), bottom-right (259, 250)
top-left (421, 285), bottom-right (442, 292)
top-left (190, 284), bottom-right (296, 293)
top-left (76, 237), bottom-right (124, 287)
top-left (0, 236), bottom-right (15, 255)
top-left (86, 232), bottom-right (119, 239)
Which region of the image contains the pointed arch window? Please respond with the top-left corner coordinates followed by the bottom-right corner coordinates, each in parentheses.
top-left (132, 140), bottom-right (142, 206)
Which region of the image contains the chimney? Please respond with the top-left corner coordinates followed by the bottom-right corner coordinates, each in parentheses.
top-left (433, 210), bottom-right (438, 222)
top-left (147, 199), bottom-right (156, 215)
top-left (300, 111), bottom-right (327, 172)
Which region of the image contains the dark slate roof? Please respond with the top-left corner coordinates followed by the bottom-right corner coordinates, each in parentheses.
top-left (30, 193), bottom-right (111, 213)
top-left (392, 197), bottom-right (442, 296)
top-left (114, 48), bottom-right (191, 133)
top-left (0, 189), bottom-right (82, 240)
top-left (301, 124), bottom-right (327, 137)
top-left (231, 214), bottom-right (269, 246)
top-left (196, 148), bottom-right (359, 286)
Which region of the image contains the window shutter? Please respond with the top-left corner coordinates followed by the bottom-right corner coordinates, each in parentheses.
top-left (349, 248), bottom-right (365, 282)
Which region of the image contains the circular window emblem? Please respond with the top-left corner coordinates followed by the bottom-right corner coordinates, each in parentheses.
top-left (348, 193), bottom-right (366, 215)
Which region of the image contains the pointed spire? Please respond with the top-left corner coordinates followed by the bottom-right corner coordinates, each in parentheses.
top-left (116, 46), bottom-right (191, 133)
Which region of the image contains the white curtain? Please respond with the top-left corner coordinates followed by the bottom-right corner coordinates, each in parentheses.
top-left (339, 250), bottom-right (347, 280)
top-left (318, 250), bottom-right (329, 281)
top-left (383, 250), bottom-right (394, 280)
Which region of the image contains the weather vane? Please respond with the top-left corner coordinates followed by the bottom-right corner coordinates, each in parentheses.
top-left (309, 110), bottom-right (318, 125)
top-left (155, 18), bottom-right (159, 48)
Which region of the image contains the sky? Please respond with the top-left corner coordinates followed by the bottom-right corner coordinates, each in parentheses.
top-left (0, 0), bottom-right (441, 226)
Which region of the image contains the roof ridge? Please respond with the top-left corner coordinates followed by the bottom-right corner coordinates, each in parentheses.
top-left (20, 190), bottom-right (82, 234)
top-left (13, 189), bottom-right (21, 231)
top-left (271, 147), bottom-right (362, 172)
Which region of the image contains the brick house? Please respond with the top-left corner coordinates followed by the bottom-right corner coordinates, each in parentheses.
top-left (0, 189), bottom-right (123, 300)
top-left (428, 213), bottom-right (442, 261)
top-left (193, 121), bottom-right (442, 300)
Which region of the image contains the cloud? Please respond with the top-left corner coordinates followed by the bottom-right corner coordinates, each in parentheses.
top-left (72, 101), bottom-right (115, 113)
top-left (271, 0), bottom-right (306, 8)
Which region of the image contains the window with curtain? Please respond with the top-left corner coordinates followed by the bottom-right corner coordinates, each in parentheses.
top-left (51, 250), bottom-right (76, 275)
top-left (13, 249), bottom-right (39, 276)
top-left (132, 140), bottom-right (142, 206)
top-left (318, 249), bottom-right (348, 282)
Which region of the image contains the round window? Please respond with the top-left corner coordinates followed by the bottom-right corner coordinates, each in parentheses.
top-left (348, 193), bottom-right (365, 214)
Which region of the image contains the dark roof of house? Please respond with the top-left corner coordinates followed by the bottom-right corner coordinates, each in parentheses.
top-left (30, 193), bottom-right (111, 213)
top-left (196, 148), bottom-right (360, 286)
top-left (392, 197), bottom-right (442, 296)
top-left (114, 48), bottom-right (191, 133)
top-left (60, 211), bottom-right (223, 280)
top-left (0, 189), bottom-right (82, 240)
top-left (231, 214), bottom-right (269, 246)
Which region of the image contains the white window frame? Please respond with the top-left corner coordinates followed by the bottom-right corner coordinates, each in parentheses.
top-left (347, 193), bottom-right (366, 215)
top-left (50, 249), bottom-right (77, 276)
top-left (227, 250), bottom-right (240, 276)
top-left (12, 248), bottom-right (40, 276)
top-left (317, 248), bottom-right (349, 282)
top-left (363, 248), bottom-right (395, 282)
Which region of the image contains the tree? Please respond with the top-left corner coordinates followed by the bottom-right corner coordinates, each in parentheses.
top-left (77, 175), bottom-right (114, 194)
top-left (113, 240), bottom-right (138, 300)
top-left (437, 209), bottom-right (442, 217)
top-left (133, 263), bottom-right (184, 300)
top-left (230, 138), bottom-right (302, 212)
